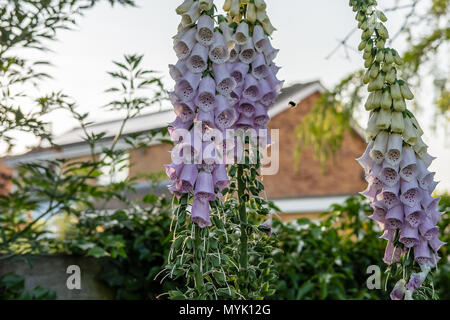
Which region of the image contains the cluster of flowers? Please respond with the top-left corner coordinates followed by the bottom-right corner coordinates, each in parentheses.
top-left (357, 110), bottom-right (445, 299)
top-left (350, 0), bottom-right (446, 299)
top-left (223, 0), bottom-right (275, 35)
top-left (165, 0), bottom-right (282, 228)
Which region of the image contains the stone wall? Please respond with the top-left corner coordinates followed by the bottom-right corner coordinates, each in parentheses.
top-left (0, 255), bottom-right (113, 300)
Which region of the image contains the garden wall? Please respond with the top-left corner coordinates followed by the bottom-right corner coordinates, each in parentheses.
top-left (0, 255), bottom-right (113, 300)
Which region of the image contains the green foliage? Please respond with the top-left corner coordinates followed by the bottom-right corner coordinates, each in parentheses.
top-left (295, 0), bottom-right (449, 167)
top-left (0, 0), bottom-right (136, 151)
top-left (0, 53), bottom-right (168, 258)
top-left (162, 161), bottom-right (278, 300)
top-left (0, 272), bottom-right (56, 300)
top-left (62, 197), bottom-right (184, 300)
top-left (271, 194), bottom-right (449, 300)
top-left (272, 195), bottom-right (387, 299)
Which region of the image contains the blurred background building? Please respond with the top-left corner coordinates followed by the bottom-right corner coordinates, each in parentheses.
top-left (1, 80), bottom-right (367, 221)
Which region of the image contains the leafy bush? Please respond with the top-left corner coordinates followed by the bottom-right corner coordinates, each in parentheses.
top-left (64, 196), bottom-right (183, 300)
top-left (0, 272), bottom-right (55, 300)
top-left (271, 195), bottom-right (449, 300)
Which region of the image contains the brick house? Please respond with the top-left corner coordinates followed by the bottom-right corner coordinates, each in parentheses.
top-left (2, 81), bottom-right (366, 220)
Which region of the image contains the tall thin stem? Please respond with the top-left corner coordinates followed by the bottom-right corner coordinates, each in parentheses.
top-left (194, 225), bottom-right (205, 294)
top-left (237, 164), bottom-right (248, 274)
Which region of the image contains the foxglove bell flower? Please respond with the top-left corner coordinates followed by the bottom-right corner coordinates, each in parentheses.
top-left (359, 114), bottom-right (444, 299)
top-left (196, 15), bottom-right (215, 46)
top-left (167, 2), bottom-right (283, 229)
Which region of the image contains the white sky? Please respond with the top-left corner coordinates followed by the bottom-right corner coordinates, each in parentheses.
top-left (6, 0), bottom-right (450, 191)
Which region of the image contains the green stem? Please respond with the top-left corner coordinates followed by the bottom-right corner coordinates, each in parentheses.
top-left (193, 225), bottom-right (204, 294)
top-left (237, 164), bottom-right (248, 274)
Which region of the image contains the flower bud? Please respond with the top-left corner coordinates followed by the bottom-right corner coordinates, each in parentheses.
top-left (254, 0), bottom-right (267, 9)
top-left (230, 0), bottom-right (240, 16)
top-left (219, 22), bottom-right (236, 50)
top-left (393, 49), bottom-right (403, 65)
top-left (176, 0), bottom-right (194, 15)
top-left (391, 112), bottom-right (404, 133)
top-left (256, 7), bottom-right (269, 24)
top-left (363, 69), bottom-right (371, 84)
top-left (223, 0), bottom-right (232, 11)
top-left (403, 116), bottom-right (418, 146)
top-left (381, 89), bottom-right (392, 109)
top-left (365, 92), bottom-right (375, 111)
top-left (413, 136), bottom-right (428, 158)
top-left (246, 3), bottom-right (257, 23)
top-left (393, 98), bottom-right (406, 112)
top-left (198, 0), bottom-right (213, 11)
top-left (377, 23), bottom-right (389, 39)
top-left (358, 40), bottom-right (366, 51)
top-left (376, 109), bottom-right (391, 130)
top-left (375, 50), bottom-right (384, 63)
top-left (373, 90), bottom-right (383, 108)
top-left (384, 49), bottom-right (394, 64)
top-left (369, 65), bottom-right (379, 79)
top-left (410, 116), bottom-right (424, 136)
top-left (376, 38), bottom-right (385, 49)
top-left (262, 19), bottom-right (276, 35)
top-left (390, 82), bottom-right (402, 100)
top-left (400, 82), bottom-right (414, 100)
top-left (385, 67), bottom-right (396, 84)
top-left (182, 2), bottom-right (200, 26)
top-left (378, 11), bottom-right (388, 22)
top-left (366, 112), bottom-right (379, 141)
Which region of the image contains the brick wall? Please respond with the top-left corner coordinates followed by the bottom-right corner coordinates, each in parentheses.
top-left (128, 143), bottom-right (172, 181)
top-left (263, 92), bottom-right (366, 199)
top-left (0, 160), bottom-right (12, 195)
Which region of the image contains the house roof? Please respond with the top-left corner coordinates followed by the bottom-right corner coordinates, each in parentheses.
top-left (53, 80), bottom-right (325, 147)
top-left (4, 80), bottom-right (328, 166)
